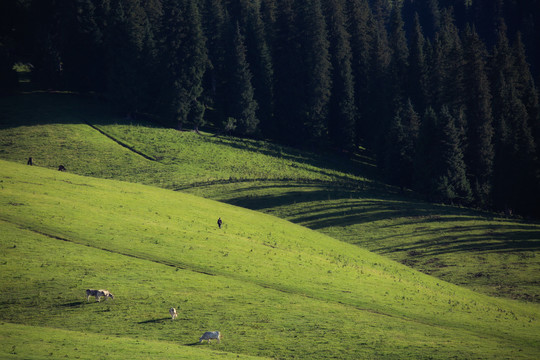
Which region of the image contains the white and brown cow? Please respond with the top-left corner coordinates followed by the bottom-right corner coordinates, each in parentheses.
top-left (86, 289), bottom-right (114, 302)
top-left (169, 307), bottom-right (178, 320)
top-left (199, 331), bottom-right (222, 343)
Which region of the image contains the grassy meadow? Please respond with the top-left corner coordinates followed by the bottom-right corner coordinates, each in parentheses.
top-left (1, 92), bottom-right (540, 358)
top-left (1, 160), bottom-right (539, 359)
top-left (1, 92), bottom-right (539, 303)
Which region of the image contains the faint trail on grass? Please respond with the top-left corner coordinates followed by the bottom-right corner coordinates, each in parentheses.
top-left (1, 219), bottom-right (215, 277)
top-left (85, 122), bottom-right (157, 162)
top-left (2, 217), bottom-right (405, 320)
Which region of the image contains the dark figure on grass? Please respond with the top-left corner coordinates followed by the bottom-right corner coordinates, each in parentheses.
top-left (217, 217), bottom-right (222, 229)
top-left (27, 157), bottom-right (33, 165)
top-left (58, 165), bottom-right (66, 171)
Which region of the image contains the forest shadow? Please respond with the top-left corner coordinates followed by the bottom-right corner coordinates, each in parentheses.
top-left (0, 91), bottom-right (161, 130)
top-left (212, 135), bottom-right (378, 181)
top-left (376, 224), bottom-right (540, 255)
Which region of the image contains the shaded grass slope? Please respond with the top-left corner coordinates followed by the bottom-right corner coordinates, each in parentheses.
top-left (1, 160), bottom-right (539, 359)
top-left (1, 92), bottom-right (539, 303)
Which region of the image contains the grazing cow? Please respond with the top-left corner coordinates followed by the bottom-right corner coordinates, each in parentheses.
top-left (86, 289), bottom-right (114, 302)
top-left (199, 331), bottom-right (222, 344)
top-left (169, 307), bottom-right (178, 320)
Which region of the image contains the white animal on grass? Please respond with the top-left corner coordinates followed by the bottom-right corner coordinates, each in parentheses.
top-left (86, 289), bottom-right (114, 302)
top-left (169, 307), bottom-right (178, 320)
top-left (199, 331), bottom-right (222, 343)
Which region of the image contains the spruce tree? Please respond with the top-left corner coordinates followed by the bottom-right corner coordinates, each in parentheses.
top-left (513, 33), bottom-right (540, 159)
top-left (324, 0), bottom-right (356, 150)
top-left (242, 0), bottom-right (274, 136)
top-left (201, 0), bottom-right (229, 123)
top-left (383, 99), bottom-right (419, 190)
top-left (408, 13), bottom-right (429, 113)
top-left (228, 22), bottom-right (259, 135)
top-left (346, 0), bottom-right (374, 146)
top-left (436, 105), bottom-right (472, 205)
top-left (369, 8), bottom-right (392, 158)
top-left (296, 0), bottom-right (332, 141)
top-left (430, 9), bottom-right (465, 110)
top-left (462, 24), bottom-right (495, 207)
top-left (163, 0), bottom-right (208, 130)
top-left (387, 2), bottom-right (409, 105)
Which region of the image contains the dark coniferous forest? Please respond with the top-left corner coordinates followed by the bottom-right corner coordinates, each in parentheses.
top-left (1, 0), bottom-right (539, 217)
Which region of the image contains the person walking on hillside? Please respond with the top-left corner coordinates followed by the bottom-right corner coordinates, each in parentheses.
top-left (217, 217), bottom-right (222, 229)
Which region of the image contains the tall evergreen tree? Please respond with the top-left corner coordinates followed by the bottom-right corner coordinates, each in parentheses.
top-left (242, 0), bottom-right (274, 136)
top-left (324, 0), bottom-right (356, 150)
top-left (462, 24), bottom-right (495, 206)
top-left (228, 22), bottom-right (259, 135)
top-left (201, 0), bottom-right (229, 124)
top-left (430, 9), bottom-right (465, 110)
top-left (162, 0), bottom-right (208, 130)
top-left (369, 5), bottom-right (392, 158)
top-left (346, 0), bottom-right (374, 146)
top-left (387, 2), bottom-right (409, 106)
top-left (513, 33), bottom-right (540, 159)
top-left (436, 105), bottom-right (472, 204)
top-left (296, 0), bottom-right (332, 141)
top-left (383, 98), bottom-right (419, 190)
top-left (408, 13), bottom-right (429, 113)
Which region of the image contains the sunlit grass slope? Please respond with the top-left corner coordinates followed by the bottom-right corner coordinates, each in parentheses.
top-left (1, 92), bottom-right (539, 303)
top-left (1, 160), bottom-right (539, 359)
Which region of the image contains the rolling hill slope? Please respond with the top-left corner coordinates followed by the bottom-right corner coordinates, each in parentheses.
top-left (1, 92), bottom-right (539, 303)
top-left (1, 160), bottom-right (539, 359)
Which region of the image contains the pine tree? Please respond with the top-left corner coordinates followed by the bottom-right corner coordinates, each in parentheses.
top-left (163, 0), bottom-right (208, 130)
top-left (408, 13), bottom-right (429, 113)
top-left (436, 105), bottom-right (472, 204)
top-left (387, 2), bottom-right (409, 105)
top-left (242, 0), bottom-right (274, 136)
top-left (201, 0), bottom-right (229, 123)
top-left (369, 8), bottom-right (392, 157)
top-left (324, 0), bottom-right (356, 150)
top-left (462, 24), bottom-right (495, 207)
top-left (346, 0), bottom-right (374, 146)
top-left (228, 22), bottom-right (259, 135)
top-left (513, 33), bottom-right (540, 159)
top-left (430, 9), bottom-right (465, 110)
top-left (383, 98), bottom-right (419, 190)
top-left (296, 0), bottom-right (332, 141)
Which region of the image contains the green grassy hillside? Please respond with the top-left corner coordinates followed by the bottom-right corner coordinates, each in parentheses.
top-left (1, 92), bottom-right (539, 304)
top-left (1, 160), bottom-right (539, 359)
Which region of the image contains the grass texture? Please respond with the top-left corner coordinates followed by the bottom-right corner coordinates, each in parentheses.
top-left (1, 160), bottom-right (539, 359)
top-left (1, 92), bottom-right (538, 303)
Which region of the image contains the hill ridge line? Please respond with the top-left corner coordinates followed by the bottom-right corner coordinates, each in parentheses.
top-left (85, 122), bottom-right (157, 162)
